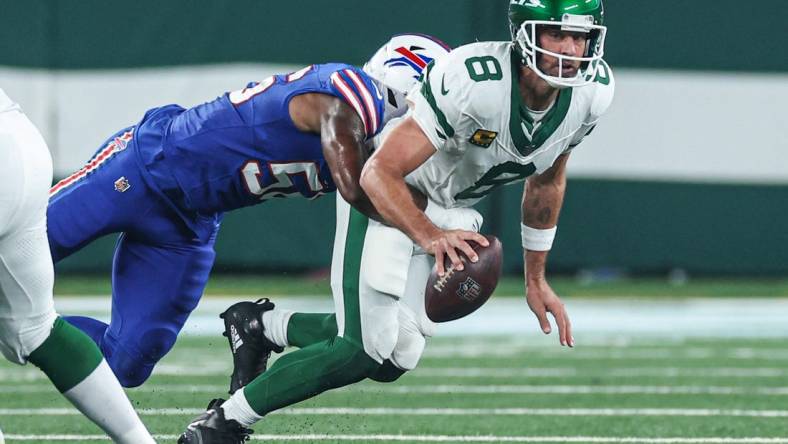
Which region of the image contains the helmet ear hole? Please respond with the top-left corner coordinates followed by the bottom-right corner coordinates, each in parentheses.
top-left (387, 88), bottom-right (399, 108)
top-left (586, 29), bottom-right (601, 57)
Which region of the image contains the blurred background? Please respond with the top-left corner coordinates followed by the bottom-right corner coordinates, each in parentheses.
top-left (1, 0), bottom-right (787, 282)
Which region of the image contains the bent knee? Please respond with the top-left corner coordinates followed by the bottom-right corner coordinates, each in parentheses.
top-left (369, 359), bottom-right (408, 383)
top-left (108, 356), bottom-right (154, 388)
top-left (390, 331), bottom-right (425, 372)
top-left (105, 328), bottom-right (178, 387)
top-left (358, 305), bottom-right (400, 364)
top-left (331, 337), bottom-right (382, 380)
top-left (0, 312), bottom-right (57, 365)
top-left (389, 308), bottom-right (427, 372)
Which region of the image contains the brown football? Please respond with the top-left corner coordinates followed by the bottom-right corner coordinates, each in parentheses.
top-left (425, 235), bottom-right (503, 323)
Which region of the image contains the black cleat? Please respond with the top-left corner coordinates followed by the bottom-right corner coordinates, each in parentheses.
top-left (178, 398), bottom-right (253, 444)
top-left (220, 298), bottom-right (284, 394)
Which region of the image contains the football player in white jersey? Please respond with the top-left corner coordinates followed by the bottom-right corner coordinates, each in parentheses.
top-left (179, 1), bottom-right (614, 439)
top-left (178, 34), bottom-right (463, 443)
top-left (0, 89), bottom-right (156, 443)
top-left (362, 0), bottom-right (614, 348)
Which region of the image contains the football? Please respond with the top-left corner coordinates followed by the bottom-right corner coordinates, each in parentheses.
top-left (425, 235), bottom-right (503, 322)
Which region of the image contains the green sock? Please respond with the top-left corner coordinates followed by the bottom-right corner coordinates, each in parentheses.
top-left (286, 313), bottom-right (337, 348)
top-left (243, 336), bottom-right (378, 415)
top-left (27, 317), bottom-right (103, 393)
top-left (285, 313), bottom-right (406, 383)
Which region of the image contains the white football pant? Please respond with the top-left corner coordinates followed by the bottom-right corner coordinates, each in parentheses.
top-left (0, 98), bottom-right (58, 364)
top-left (331, 193), bottom-right (482, 371)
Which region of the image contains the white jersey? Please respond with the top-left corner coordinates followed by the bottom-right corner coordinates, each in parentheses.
top-left (405, 41), bottom-right (615, 208)
top-left (0, 88), bottom-right (18, 114)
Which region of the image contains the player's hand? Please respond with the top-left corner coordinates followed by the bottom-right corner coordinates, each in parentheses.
top-left (525, 278), bottom-right (574, 347)
top-left (425, 229), bottom-right (489, 276)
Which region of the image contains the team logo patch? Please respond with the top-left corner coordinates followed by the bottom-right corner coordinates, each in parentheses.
top-left (114, 176), bottom-right (131, 193)
top-left (469, 129), bottom-right (498, 148)
top-left (456, 277), bottom-right (482, 302)
top-left (385, 46), bottom-right (434, 79)
top-left (113, 136), bottom-right (128, 152)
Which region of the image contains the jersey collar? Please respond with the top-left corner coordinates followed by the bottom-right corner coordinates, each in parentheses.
top-left (509, 51), bottom-right (573, 157)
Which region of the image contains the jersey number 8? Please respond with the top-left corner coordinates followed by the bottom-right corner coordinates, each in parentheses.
top-left (465, 56), bottom-right (503, 82)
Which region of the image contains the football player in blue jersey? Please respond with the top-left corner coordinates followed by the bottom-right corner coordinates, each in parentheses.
top-left (46, 34), bottom-right (451, 391)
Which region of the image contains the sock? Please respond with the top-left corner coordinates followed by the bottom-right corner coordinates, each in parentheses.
top-left (62, 315), bottom-right (109, 346)
top-left (261, 308), bottom-right (295, 348)
top-left (285, 313), bottom-right (338, 348)
top-left (27, 318), bottom-right (155, 444)
top-left (222, 388), bottom-right (263, 427)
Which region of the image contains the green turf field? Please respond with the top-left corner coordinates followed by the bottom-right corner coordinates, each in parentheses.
top-left (2, 331), bottom-right (788, 443)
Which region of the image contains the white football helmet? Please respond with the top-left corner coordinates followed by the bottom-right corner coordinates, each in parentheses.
top-left (363, 33), bottom-right (451, 122)
top-left (510, 0), bottom-right (607, 89)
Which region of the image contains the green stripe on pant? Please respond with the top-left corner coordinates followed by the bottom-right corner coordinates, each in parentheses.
top-left (242, 207), bottom-right (380, 415)
top-left (340, 208), bottom-right (368, 342)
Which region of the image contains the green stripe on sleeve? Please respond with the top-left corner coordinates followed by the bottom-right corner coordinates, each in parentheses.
top-left (420, 63), bottom-right (455, 138)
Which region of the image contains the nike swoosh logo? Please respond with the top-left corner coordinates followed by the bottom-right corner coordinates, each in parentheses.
top-left (440, 75), bottom-right (450, 96)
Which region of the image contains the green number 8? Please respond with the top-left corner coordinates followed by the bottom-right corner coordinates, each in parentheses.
top-left (464, 56), bottom-right (503, 82)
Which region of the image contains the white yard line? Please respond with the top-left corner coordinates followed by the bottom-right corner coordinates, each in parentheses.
top-left (53, 297), bottom-right (788, 338)
top-left (3, 366), bottom-right (788, 383)
top-left (357, 385), bottom-right (788, 396)
top-left (5, 435), bottom-right (788, 443)
top-left (3, 384), bottom-right (788, 396)
top-left (414, 367), bottom-right (788, 378)
top-left (1, 407), bottom-right (787, 417)
top-left (422, 347), bottom-right (788, 360)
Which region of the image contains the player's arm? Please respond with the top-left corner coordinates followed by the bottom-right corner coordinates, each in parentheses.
top-left (360, 117), bottom-right (488, 275)
top-left (291, 93), bottom-right (424, 222)
top-left (521, 152), bottom-right (573, 347)
top-left (316, 94), bottom-right (382, 219)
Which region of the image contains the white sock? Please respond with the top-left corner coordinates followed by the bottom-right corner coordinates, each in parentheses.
top-left (261, 308), bottom-right (294, 348)
top-left (222, 389), bottom-right (263, 427)
top-left (63, 360), bottom-right (156, 444)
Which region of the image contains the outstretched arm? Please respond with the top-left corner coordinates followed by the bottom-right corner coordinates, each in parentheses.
top-left (521, 153), bottom-right (573, 347)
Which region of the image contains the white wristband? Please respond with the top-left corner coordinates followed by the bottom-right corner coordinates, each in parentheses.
top-left (521, 223), bottom-right (557, 251)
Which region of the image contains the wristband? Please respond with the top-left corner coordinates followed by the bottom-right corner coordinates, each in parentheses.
top-left (521, 223), bottom-right (557, 251)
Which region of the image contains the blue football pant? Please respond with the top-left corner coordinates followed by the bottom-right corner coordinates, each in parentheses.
top-left (47, 127), bottom-right (219, 387)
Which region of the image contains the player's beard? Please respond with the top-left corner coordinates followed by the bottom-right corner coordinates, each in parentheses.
top-left (539, 55), bottom-right (580, 79)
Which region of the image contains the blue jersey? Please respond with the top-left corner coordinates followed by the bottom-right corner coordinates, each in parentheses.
top-left (131, 63), bottom-right (386, 235)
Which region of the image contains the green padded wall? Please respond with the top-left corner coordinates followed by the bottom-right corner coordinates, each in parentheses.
top-left (2, 0), bottom-right (787, 72)
top-left (55, 180), bottom-right (788, 276)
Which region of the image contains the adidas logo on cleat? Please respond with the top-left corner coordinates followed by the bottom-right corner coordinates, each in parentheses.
top-left (229, 325), bottom-right (243, 353)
